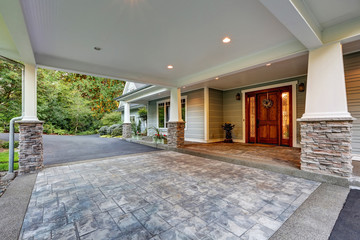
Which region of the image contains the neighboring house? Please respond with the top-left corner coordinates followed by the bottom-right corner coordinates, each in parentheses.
top-left (116, 82), bottom-right (147, 133)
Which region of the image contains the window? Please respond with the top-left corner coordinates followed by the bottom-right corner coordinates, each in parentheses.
top-left (130, 116), bottom-right (136, 123)
top-left (157, 97), bottom-right (187, 129)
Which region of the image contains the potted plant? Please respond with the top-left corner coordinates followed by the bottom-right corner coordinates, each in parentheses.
top-left (222, 122), bottom-right (235, 143)
top-left (163, 134), bottom-right (168, 144)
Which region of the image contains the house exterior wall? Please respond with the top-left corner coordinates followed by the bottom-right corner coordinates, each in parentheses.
top-left (344, 52), bottom-right (360, 156)
top-left (209, 89), bottom-right (224, 140)
top-left (121, 108), bottom-right (146, 132)
top-left (222, 76), bottom-right (307, 144)
top-left (147, 89), bottom-right (204, 141)
top-left (185, 89), bottom-right (204, 140)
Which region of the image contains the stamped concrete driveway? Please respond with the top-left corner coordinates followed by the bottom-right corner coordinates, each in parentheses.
top-left (0, 133), bottom-right (159, 165)
top-left (20, 151), bottom-right (320, 240)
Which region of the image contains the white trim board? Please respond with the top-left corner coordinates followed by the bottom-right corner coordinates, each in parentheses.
top-left (353, 154), bottom-right (360, 162)
top-left (241, 80), bottom-right (299, 147)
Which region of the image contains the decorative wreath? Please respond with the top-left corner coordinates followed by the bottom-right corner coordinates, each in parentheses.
top-left (262, 99), bottom-right (273, 109)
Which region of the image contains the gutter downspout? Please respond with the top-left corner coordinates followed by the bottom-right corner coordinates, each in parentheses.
top-left (2, 57), bottom-right (25, 174)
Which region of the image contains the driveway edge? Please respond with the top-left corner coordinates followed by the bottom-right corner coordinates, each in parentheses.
top-left (270, 183), bottom-right (349, 240)
top-left (0, 173), bottom-right (37, 240)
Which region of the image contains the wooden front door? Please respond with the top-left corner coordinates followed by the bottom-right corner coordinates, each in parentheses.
top-left (246, 86), bottom-right (292, 146)
top-left (257, 91), bottom-right (279, 144)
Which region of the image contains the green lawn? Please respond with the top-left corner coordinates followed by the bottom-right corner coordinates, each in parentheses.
top-left (0, 151), bottom-right (19, 171)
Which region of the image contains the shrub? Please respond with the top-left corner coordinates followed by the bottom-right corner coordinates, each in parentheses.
top-left (98, 126), bottom-right (109, 136)
top-left (0, 127), bottom-right (4, 133)
top-left (100, 112), bottom-right (122, 126)
top-left (43, 123), bottom-right (56, 134)
top-left (111, 126), bottom-right (123, 137)
top-left (138, 107), bottom-right (147, 122)
top-left (137, 120), bottom-right (142, 134)
top-left (1, 141), bottom-right (19, 149)
top-left (108, 124), bottom-right (122, 135)
top-left (77, 130), bottom-right (97, 135)
top-left (54, 129), bottom-right (68, 135)
top-left (131, 122), bottom-right (137, 135)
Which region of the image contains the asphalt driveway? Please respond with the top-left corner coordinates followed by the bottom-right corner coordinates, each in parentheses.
top-left (0, 133), bottom-right (159, 165)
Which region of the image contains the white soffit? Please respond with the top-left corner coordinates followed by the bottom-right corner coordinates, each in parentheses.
top-left (303, 0), bottom-right (360, 28)
top-left (19, 0), bottom-right (298, 86)
top-left (0, 14), bottom-right (19, 61)
top-left (186, 54), bottom-right (308, 91)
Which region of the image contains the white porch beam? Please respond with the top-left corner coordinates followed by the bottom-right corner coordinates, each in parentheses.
top-left (0, 0), bottom-right (35, 64)
top-left (302, 42), bottom-right (351, 119)
top-left (22, 64), bottom-right (38, 121)
top-left (123, 102), bottom-right (131, 124)
top-left (169, 88), bottom-right (183, 122)
top-left (259, 0), bottom-right (322, 50)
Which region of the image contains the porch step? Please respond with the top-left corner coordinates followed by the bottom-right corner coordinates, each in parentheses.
top-left (125, 138), bottom-right (351, 187)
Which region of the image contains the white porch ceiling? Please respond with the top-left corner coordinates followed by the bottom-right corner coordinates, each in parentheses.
top-left (0, 0), bottom-right (360, 89)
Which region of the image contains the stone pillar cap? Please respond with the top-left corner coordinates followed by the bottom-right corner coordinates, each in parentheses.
top-left (17, 120), bottom-right (45, 124)
top-left (297, 117), bottom-right (356, 122)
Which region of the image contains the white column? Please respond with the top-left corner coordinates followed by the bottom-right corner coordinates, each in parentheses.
top-left (204, 87), bottom-right (209, 141)
top-left (22, 64), bottom-right (38, 121)
top-left (123, 102), bottom-right (131, 123)
top-left (302, 42), bottom-right (351, 119)
top-left (169, 88), bottom-right (183, 122)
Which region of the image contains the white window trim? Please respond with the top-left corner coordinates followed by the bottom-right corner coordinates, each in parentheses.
top-left (156, 96), bottom-right (187, 130)
top-left (130, 115), bottom-right (136, 123)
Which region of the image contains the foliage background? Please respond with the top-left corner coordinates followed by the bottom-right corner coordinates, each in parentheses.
top-left (0, 60), bottom-right (125, 134)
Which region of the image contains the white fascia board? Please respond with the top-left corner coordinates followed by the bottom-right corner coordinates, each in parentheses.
top-left (0, 1), bottom-right (35, 64)
top-left (36, 54), bottom-right (176, 87)
top-left (121, 86), bottom-right (169, 103)
top-left (259, 0), bottom-right (322, 50)
top-left (175, 40), bottom-right (306, 88)
top-left (323, 16), bottom-right (360, 44)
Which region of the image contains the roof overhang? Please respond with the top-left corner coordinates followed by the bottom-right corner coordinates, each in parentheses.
top-left (116, 85), bottom-right (169, 103)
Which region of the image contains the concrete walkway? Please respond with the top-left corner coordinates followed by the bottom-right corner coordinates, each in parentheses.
top-left (0, 173), bottom-right (37, 240)
top-left (19, 151), bottom-right (323, 239)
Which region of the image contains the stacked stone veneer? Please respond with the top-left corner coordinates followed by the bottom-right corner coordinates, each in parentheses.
top-left (167, 121), bottom-right (185, 148)
top-left (18, 121), bottom-right (44, 174)
top-left (300, 119), bottom-right (353, 178)
top-left (122, 123), bottom-right (132, 138)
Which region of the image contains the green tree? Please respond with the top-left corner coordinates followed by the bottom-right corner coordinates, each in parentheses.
top-left (0, 60), bottom-right (22, 130)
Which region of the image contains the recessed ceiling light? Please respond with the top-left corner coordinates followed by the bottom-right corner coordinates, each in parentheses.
top-left (94, 47), bottom-right (101, 51)
top-left (222, 37), bottom-right (231, 43)
top-left (215, 77), bottom-right (219, 80)
top-left (167, 65), bottom-right (174, 69)
top-left (266, 63), bottom-right (271, 66)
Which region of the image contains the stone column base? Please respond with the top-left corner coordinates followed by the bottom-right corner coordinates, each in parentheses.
top-left (299, 118), bottom-right (354, 178)
top-left (122, 123), bottom-right (132, 138)
top-left (168, 121), bottom-right (185, 148)
top-left (18, 120), bottom-right (44, 174)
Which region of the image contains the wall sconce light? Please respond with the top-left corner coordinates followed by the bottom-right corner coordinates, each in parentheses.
top-left (298, 83), bottom-right (305, 92)
top-left (236, 93), bottom-right (241, 101)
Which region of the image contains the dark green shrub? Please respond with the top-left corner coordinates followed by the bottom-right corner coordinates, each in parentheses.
top-left (1, 141), bottom-right (19, 149)
top-left (108, 124), bottom-right (122, 135)
top-left (100, 112), bottom-right (122, 126)
top-left (98, 126), bottom-right (109, 136)
top-left (53, 129), bottom-right (68, 135)
top-left (137, 120), bottom-right (142, 134)
top-left (43, 123), bottom-right (56, 134)
top-left (111, 126), bottom-right (123, 137)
